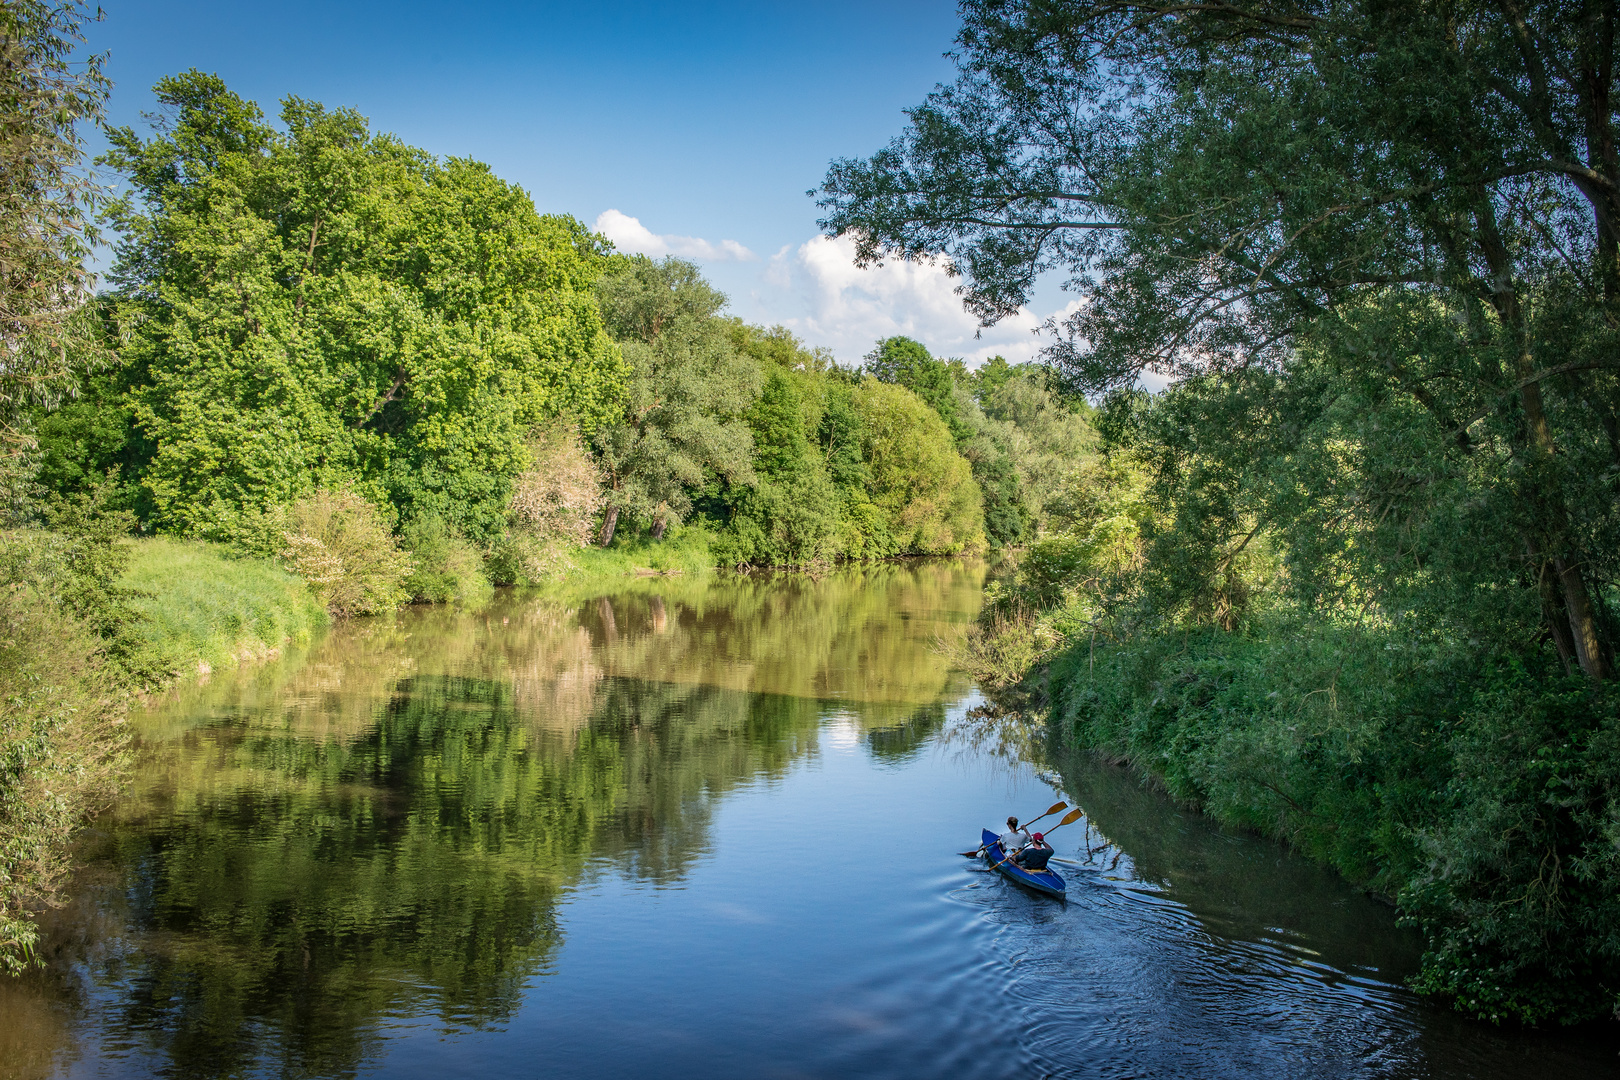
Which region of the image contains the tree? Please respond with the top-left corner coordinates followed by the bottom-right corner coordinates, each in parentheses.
top-left (591, 256), bottom-right (759, 544)
top-left (820, 0), bottom-right (1619, 680)
top-left (865, 335), bottom-right (1028, 545)
top-left (976, 363), bottom-right (1097, 530)
top-left (853, 377), bottom-right (984, 554)
top-left (0, 0), bottom-right (109, 504)
top-left (864, 335), bottom-right (966, 439)
top-left (94, 73), bottom-right (625, 542)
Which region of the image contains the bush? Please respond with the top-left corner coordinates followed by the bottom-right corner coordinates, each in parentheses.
top-left (711, 469), bottom-right (842, 568)
top-left (0, 530), bottom-right (130, 973)
top-left (509, 429), bottom-right (605, 545)
top-left (938, 605), bottom-right (1061, 689)
top-left (281, 489), bottom-right (412, 616)
top-left (1403, 672), bottom-right (1620, 1025)
top-left (1046, 618), bottom-right (1620, 1026)
top-left (401, 515), bottom-right (491, 604)
top-left (490, 430), bottom-right (607, 585)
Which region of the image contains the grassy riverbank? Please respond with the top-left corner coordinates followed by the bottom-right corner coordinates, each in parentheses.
top-left (123, 537), bottom-right (329, 681)
top-left (569, 527), bottom-right (719, 583)
top-left (0, 529), bottom-right (327, 972)
top-left (1041, 618), bottom-right (1620, 1027)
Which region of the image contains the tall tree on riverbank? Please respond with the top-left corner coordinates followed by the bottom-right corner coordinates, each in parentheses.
top-left (0, 0), bottom-right (109, 505)
top-left (820, 0), bottom-right (1620, 682)
top-left (590, 256), bottom-right (760, 545)
top-left (93, 72), bottom-right (626, 541)
top-left (865, 336), bottom-right (1029, 545)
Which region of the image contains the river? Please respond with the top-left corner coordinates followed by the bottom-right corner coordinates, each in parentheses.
top-left (3, 559), bottom-right (1616, 1079)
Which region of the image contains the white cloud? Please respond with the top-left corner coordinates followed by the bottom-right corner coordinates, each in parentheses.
top-left (756, 234), bottom-right (1069, 368)
top-left (594, 209), bottom-right (756, 262)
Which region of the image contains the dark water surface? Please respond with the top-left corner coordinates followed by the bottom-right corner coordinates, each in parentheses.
top-left (4, 560), bottom-right (1616, 1079)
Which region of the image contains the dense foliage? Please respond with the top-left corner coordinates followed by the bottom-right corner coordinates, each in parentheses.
top-left (90, 71), bottom-right (627, 544)
top-left (823, 0), bottom-right (1620, 1023)
top-left (33, 76), bottom-right (1095, 592)
top-left (0, 2), bottom-right (132, 975)
top-left (0, 0), bottom-right (110, 504)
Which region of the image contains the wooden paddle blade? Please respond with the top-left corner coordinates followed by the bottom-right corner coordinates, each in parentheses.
top-left (1057, 807), bottom-right (1085, 827)
top-left (1042, 801), bottom-right (1067, 816)
top-left (960, 849), bottom-right (984, 857)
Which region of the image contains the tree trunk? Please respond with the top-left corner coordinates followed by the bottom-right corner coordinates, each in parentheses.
top-left (1517, 369), bottom-right (1609, 681)
top-left (1476, 196), bottom-right (1610, 681)
top-left (1556, 555), bottom-right (1609, 680)
top-left (1532, 543), bottom-right (1578, 674)
top-left (597, 504), bottom-right (620, 547)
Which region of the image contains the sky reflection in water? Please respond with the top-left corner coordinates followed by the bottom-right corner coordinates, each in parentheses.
top-left (4, 559), bottom-right (1617, 1079)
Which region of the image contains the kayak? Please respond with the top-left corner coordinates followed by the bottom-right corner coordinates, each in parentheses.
top-left (981, 828), bottom-right (1066, 899)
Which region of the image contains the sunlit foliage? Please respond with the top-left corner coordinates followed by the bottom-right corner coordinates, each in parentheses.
top-left (92, 72), bottom-right (626, 542)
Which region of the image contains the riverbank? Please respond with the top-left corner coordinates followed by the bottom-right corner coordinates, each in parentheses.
top-left (1038, 616), bottom-right (1620, 1027)
top-left (123, 537), bottom-right (329, 682)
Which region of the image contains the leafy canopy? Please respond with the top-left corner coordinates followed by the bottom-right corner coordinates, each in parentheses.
top-left (100, 72), bottom-right (626, 542)
top-left (0, 0), bottom-right (110, 501)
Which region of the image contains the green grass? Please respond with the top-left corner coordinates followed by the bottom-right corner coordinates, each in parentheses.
top-left (566, 526), bottom-right (719, 581)
top-left (121, 536), bottom-right (328, 679)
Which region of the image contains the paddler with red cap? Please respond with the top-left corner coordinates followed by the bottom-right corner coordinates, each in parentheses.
top-left (1014, 831), bottom-right (1053, 871)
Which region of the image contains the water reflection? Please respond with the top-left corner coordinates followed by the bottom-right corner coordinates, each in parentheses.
top-left (10, 560), bottom-right (983, 1080)
top-left (6, 558), bottom-right (1617, 1080)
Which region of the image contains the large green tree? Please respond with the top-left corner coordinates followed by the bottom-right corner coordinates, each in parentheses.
top-left (591, 256), bottom-right (759, 545)
top-left (95, 72), bottom-right (625, 541)
top-left (865, 335), bottom-right (1030, 545)
top-left (854, 376), bottom-right (985, 554)
top-left (820, 0), bottom-right (1620, 682)
top-left (0, 0), bottom-right (109, 503)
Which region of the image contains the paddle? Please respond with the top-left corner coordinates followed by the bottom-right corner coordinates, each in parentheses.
top-left (959, 801), bottom-right (1067, 856)
top-left (988, 807), bottom-right (1085, 872)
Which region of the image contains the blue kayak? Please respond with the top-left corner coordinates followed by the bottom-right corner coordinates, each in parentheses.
top-left (982, 828), bottom-right (1066, 899)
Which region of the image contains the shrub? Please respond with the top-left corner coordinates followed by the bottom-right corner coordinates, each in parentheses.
top-left (492, 430), bottom-right (605, 584)
top-left (509, 429), bottom-right (606, 546)
top-left (0, 530), bottom-right (130, 973)
top-left (1046, 618), bottom-right (1620, 1026)
top-left (281, 489), bottom-right (412, 616)
top-left (401, 515), bottom-right (491, 604)
top-left (711, 469), bottom-right (841, 568)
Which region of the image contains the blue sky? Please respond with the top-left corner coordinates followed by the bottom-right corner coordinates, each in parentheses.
top-left (91, 1), bottom-right (1068, 366)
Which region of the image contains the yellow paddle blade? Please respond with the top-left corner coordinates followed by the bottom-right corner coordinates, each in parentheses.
top-left (1054, 807), bottom-right (1085, 828)
top-left (1041, 801), bottom-right (1067, 817)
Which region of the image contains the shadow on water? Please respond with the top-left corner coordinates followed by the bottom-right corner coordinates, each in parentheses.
top-left (1034, 740), bottom-right (1620, 1078)
top-left (1049, 748), bottom-right (1420, 977)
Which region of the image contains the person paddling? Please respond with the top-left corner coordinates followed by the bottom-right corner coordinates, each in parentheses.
top-left (998, 816), bottom-right (1030, 857)
top-left (1014, 831), bottom-right (1053, 871)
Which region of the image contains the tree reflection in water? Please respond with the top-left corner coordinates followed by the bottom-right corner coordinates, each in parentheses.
top-left (10, 559), bottom-right (985, 1080)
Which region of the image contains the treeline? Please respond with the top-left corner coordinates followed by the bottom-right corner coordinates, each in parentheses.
top-left (35, 72), bottom-right (1092, 604)
top-left (820, 0), bottom-right (1620, 1026)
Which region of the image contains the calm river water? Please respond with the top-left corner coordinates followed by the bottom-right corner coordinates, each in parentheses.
top-left (4, 560), bottom-right (1617, 1079)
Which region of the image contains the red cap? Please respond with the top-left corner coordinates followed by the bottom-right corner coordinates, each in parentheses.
top-left (1031, 832), bottom-right (1044, 841)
